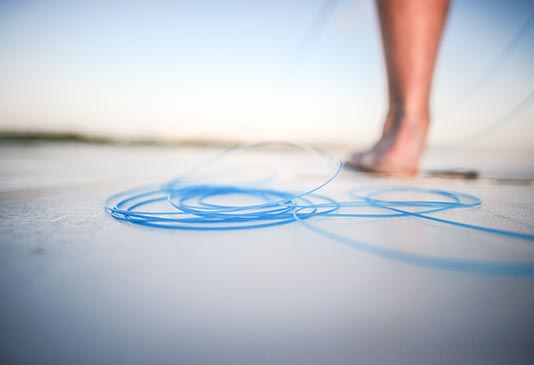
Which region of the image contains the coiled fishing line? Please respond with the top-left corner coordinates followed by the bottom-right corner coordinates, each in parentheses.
top-left (106, 142), bottom-right (342, 230)
top-left (105, 142), bottom-right (534, 276)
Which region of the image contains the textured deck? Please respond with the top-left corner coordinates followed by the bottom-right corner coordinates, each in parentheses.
top-left (1, 142), bottom-right (533, 365)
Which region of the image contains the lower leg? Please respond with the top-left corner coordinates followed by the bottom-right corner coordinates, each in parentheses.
top-left (350, 0), bottom-right (450, 174)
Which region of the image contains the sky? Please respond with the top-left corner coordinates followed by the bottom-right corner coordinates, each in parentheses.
top-left (0, 0), bottom-right (533, 149)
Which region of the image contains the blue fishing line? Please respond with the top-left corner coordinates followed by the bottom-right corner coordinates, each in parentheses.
top-left (105, 142), bottom-right (534, 276)
top-left (443, 90), bottom-right (534, 147)
top-left (439, 12), bottom-right (534, 115)
top-left (295, 216), bottom-right (534, 276)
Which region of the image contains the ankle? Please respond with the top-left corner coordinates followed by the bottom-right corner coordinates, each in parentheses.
top-left (388, 104), bottom-right (430, 128)
top-left (389, 103), bottom-right (429, 120)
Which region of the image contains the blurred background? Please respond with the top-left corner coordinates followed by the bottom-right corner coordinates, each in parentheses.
top-left (0, 0), bottom-right (532, 150)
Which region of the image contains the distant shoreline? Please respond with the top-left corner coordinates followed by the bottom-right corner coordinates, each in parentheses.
top-left (0, 130), bottom-right (350, 152)
top-left (0, 130), bottom-right (241, 148)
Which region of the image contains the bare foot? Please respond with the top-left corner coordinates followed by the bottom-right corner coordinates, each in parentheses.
top-left (348, 112), bottom-right (429, 175)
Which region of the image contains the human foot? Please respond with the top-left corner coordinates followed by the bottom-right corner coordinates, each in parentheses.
top-left (348, 113), bottom-right (429, 175)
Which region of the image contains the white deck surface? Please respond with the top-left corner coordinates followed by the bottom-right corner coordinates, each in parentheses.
top-left (1, 142), bottom-right (533, 365)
